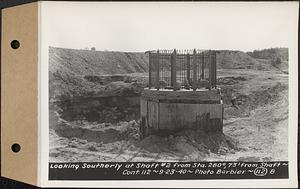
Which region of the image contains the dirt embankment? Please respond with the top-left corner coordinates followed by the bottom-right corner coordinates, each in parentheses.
top-left (50, 68), bottom-right (288, 162)
top-left (49, 47), bottom-right (148, 100)
top-left (51, 96), bottom-right (140, 123)
top-left (247, 48), bottom-right (288, 74)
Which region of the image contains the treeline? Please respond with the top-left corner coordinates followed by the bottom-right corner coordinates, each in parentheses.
top-left (247, 48), bottom-right (288, 62)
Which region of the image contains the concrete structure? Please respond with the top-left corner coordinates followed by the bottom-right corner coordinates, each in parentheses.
top-left (140, 49), bottom-right (223, 137)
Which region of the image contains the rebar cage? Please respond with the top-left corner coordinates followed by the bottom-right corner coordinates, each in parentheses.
top-left (147, 49), bottom-right (217, 91)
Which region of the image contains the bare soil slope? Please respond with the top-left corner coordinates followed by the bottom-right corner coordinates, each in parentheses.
top-left (49, 47), bottom-right (148, 99)
top-left (247, 48), bottom-right (288, 73)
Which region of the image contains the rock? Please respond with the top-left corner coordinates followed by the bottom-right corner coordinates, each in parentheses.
top-left (133, 133), bottom-right (140, 140)
top-left (78, 139), bottom-right (88, 144)
top-left (129, 120), bottom-right (137, 127)
top-left (178, 136), bottom-right (187, 142)
top-left (217, 148), bottom-right (227, 155)
top-left (105, 123), bottom-right (112, 127)
top-left (88, 145), bottom-right (98, 152)
top-left (119, 121), bottom-right (128, 127)
top-left (68, 141), bottom-right (78, 148)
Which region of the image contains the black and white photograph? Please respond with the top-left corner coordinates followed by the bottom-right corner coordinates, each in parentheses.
top-left (49, 46), bottom-right (289, 162)
top-left (40, 1), bottom-right (298, 186)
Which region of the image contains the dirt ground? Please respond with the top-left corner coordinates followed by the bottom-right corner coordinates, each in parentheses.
top-left (49, 69), bottom-right (288, 162)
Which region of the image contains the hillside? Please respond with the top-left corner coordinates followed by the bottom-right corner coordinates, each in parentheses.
top-left (49, 47), bottom-right (288, 100)
top-left (247, 48), bottom-right (288, 73)
top-left (216, 50), bottom-right (274, 70)
top-left (49, 47), bottom-right (287, 74)
top-left (49, 47), bottom-right (148, 100)
top-left (247, 48), bottom-right (288, 62)
top-left (49, 47), bottom-right (148, 75)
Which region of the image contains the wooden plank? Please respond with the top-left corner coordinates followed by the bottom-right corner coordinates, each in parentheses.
top-left (140, 98), bottom-right (147, 117)
top-left (148, 101), bottom-right (152, 128)
top-left (154, 102), bottom-right (159, 130)
top-left (147, 101), bottom-right (159, 130)
top-left (140, 98), bottom-right (148, 137)
top-left (159, 103), bottom-right (177, 130)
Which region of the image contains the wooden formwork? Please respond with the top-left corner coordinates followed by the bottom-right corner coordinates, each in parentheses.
top-left (140, 89), bottom-right (223, 137)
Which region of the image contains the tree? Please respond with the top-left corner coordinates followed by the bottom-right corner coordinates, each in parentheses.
top-left (272, 57), bottom-right (281, 67)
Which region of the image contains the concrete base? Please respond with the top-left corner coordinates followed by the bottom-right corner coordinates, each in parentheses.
top-left (140, 88), bottom-right (223, 137)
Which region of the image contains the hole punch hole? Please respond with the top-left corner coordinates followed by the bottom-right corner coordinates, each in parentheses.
top-left (10, 40), bottom-right (20, 49)
top-left (11, 143), bottom-right (21, 153)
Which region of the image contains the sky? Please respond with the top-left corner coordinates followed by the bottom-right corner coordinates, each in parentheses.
top-left (41, 2), bottom-right (298, 52)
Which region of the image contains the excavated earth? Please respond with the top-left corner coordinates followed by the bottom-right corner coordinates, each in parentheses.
top-left (49, 68), bottom-right (288, 162)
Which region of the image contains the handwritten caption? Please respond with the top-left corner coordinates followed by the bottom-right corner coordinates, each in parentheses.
top-left (49, 161), bottom-right (288, 180)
